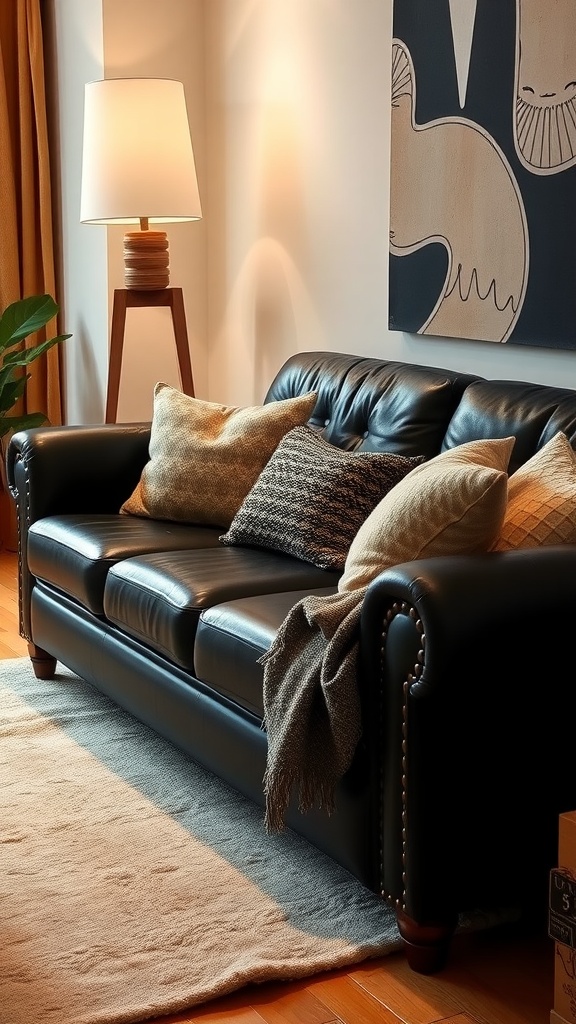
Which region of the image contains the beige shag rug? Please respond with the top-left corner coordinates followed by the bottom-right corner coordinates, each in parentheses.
top-left (0, 658), bottom-right (401, 1024)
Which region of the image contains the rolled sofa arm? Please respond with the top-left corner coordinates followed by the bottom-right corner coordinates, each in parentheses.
top-left (358, 546), bottom-right (576, 928)
top-left (6, 423), bottom-right (151, 643)
top-left (7, 423), bottom-right (151, 521)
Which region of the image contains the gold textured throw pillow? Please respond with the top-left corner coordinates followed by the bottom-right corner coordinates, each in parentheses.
top-left (339, 436), bottom-right (515, 592)
top-left (120, 384), bottom-right (318, 528)
top-left (491, 431), bottom-right (576, 551)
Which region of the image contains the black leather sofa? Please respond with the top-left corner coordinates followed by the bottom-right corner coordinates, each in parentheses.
top-left (7, 350), bottom-right (576, 974)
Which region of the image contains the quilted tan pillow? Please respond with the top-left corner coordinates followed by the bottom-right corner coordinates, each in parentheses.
top-left (339, 436), bottom-right (515, 592)
top-left (491, 431), bottom-right (576, 551)
top-left (120, 384), bottom-right (318, 528)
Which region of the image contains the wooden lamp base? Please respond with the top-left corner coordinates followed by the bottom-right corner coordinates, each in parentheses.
top-left (123, 230), bottom-right (170, 290)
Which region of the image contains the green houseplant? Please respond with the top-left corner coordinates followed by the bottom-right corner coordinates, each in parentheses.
top-left (0, 293), bottom-right (71, 439)
top-left (0, 293), bottom-right (71, 549)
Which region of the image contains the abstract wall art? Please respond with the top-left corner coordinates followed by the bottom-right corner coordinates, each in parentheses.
top-left (389, 0), bottom-right (576, 350)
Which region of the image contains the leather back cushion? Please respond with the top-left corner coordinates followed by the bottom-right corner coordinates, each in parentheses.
top-left (266, 352), bottom-right (576, 473)
top-left (265, 351), bottom-right (481, 461)
top-left (443, 379), bottom-right (576, 473)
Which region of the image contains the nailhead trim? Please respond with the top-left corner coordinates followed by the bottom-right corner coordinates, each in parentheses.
top-left (378, 600), bottom-right (425, 913)
top-left (13, 452), bottom-right (32, 642)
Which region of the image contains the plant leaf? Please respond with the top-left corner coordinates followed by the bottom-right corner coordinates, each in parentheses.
top-left (2, 333), bottom-right (72, 368)
top-left (0, 294), bottom-right (71, 435)
top-left (0, 376), bottom-right (28, 413)
top-left (0, 411), bottom-right (47, 439)
top-left (0, 294), bottom-right (59, 352)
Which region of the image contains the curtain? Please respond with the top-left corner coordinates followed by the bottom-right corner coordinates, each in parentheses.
top-left (0, 0), bottom-right (62, 547)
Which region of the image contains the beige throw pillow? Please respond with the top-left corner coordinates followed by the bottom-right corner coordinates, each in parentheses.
top-left (120, 384), bottom-right (318, 528)
top-left (491, 431), bottom-right (576, 551)
top-left (339, 436), bottom-right (515, 592)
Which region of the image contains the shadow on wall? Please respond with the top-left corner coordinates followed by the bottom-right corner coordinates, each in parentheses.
top-left (225, 237), bottom-right (323, 406)
top-left (218, 100), bottom-right (325, 405)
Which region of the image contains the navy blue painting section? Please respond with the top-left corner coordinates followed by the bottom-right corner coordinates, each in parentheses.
top-left (388, 245), bottom-right (448, 334)
top-left (389, 0), bottom-right (576, 350)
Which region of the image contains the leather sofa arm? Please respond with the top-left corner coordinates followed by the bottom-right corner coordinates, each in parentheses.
top-left (6, 422), bottom-right (151, 522)
top-left (358, 546), bottom-right (576, 926)
top-left (6, 423), bottom-right (152, 644)
top-left (361, 545), bottom-right (576, 683)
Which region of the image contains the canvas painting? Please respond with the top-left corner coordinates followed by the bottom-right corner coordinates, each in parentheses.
top-left (389, 0), bottom-right (576, 350)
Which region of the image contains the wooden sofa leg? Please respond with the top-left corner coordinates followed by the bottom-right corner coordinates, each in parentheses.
top-left (28, 643), bottom-right (57, 680)
top-left (396, 909), bottom-right (457, 974)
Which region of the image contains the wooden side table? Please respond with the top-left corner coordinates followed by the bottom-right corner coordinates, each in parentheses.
top-left (105, 287), bottom-right (195, 423)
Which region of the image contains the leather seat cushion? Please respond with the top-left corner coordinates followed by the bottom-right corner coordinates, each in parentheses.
top-left (27, 514), bottom-right (222, 615)
top-left (103, 547), bottom-right (339, 672)
top-left (194, 587), bottom-right (337, 716)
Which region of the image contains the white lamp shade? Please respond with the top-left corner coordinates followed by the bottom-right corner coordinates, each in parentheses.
top-left (80, 78), bottom-right (202, 224)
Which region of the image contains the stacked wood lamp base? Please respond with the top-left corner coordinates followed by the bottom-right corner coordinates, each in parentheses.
top-left (123, 227), bottom-right (170, 291)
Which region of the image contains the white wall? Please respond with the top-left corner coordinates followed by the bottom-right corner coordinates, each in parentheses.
top-left (47, 0), bottom-right (576, 423)
top-left (205, 0), bottom-right (398, 406)
top-left (204, 0), bottom-right (576, 407)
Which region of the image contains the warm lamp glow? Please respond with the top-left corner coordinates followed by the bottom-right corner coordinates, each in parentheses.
top-left (80, 78), bottom-right (202, 290)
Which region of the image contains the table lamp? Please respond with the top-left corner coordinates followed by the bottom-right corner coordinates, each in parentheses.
top-left (80, 77), bottom-right (202, 290)
top-left (80, 77), bottom-right (202, 421)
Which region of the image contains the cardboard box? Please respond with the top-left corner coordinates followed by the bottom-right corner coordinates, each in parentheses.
top-left (552, 812), bottom-right (576, 1024)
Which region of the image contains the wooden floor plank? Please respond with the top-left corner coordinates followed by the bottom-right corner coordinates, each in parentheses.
top-left (179, 986), bottom-right (270, 1023)
top-left (349, 956), bottom-right (462, 1024)
top-left (441, 1017), bottom-right (482, 1024)
top-left (350, 928), bottom-right (553, 1024)
top-left (306, 971), bottom-right (405, 1023)
top-left (184, 1001), bottom-right (267, 1024)
top-left (248, 982), bottom-right (342, 1024)
top-left (0, 632), bottom-right (28, 658)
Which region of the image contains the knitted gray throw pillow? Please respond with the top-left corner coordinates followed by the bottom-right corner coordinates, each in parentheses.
top-left (219, 425), bottom-right (423, 571)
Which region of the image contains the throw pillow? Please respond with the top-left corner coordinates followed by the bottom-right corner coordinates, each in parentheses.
top-left (339, 435), bottom-right (515, 592)
top-left (120, 384), bottom-right (318, 528)
top-left (491, 431), bottom-right (576, 551)
top-left (219, 425), bottom-right (423, 571)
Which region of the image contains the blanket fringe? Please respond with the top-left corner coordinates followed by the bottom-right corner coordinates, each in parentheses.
top-left (264, 767), bottom-right (337, 834)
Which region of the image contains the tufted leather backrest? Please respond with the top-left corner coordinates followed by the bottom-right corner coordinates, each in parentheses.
top-left (266, 351), bottom-right (576, 471)
top-left (265, 351), bottom-right (481, 462)
top-left (443, 380), bottom-right (576, 473)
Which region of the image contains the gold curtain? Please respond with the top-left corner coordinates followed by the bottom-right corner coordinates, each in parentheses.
top-left (0, 0), bottom-right (62, 547)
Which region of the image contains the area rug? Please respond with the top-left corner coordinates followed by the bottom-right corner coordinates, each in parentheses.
top-left (0, 657), bottom-right (402, 1024)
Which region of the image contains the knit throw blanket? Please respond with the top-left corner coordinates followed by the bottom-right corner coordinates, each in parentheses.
top-left (259, 587), bottom-right (367, 833)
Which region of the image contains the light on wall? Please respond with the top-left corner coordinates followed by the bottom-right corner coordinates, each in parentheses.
top-left (80, 77), bottom-right (202, 290)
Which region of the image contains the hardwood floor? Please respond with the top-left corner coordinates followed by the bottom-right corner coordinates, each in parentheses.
top-left (0, 548), bottom-right (28, 659)
top-left (0, 546), bottom-right (556, 1023)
